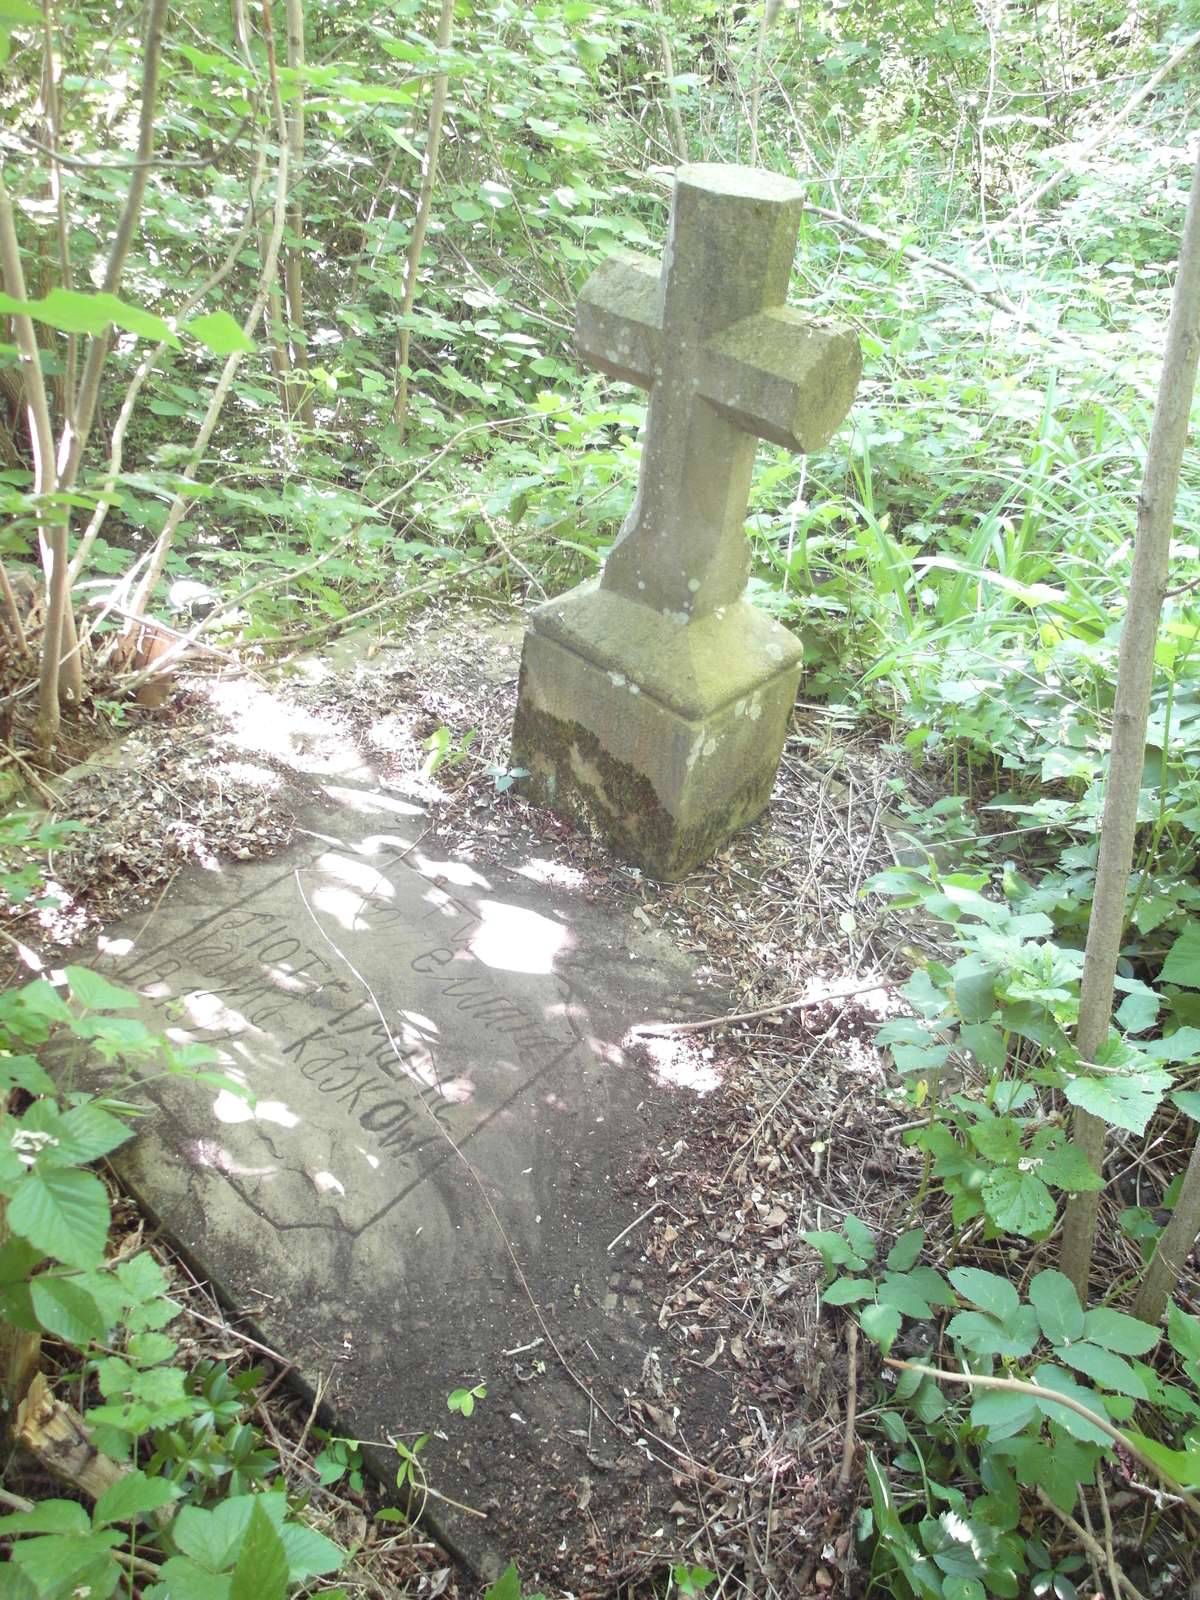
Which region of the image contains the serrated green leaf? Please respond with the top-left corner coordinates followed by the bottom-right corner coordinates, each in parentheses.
top-left (944, 1581), bottom-right (986, 1600)
top-left (0, 1235), bottom-right (43, 1284)
top-left (1028, 1270), bottom-right (1084, 1344)
top-left (877, 1272), bottom-right (935, 1318)
top-left (800, 1230), bottom-right (867, 1272)
top-left (885, 1228), bottom-right (925, 1272)
top-left (65, 965), bottom-right (141, 1011)
top-left (992, 1430), bottom-right (1098, 1512)
top-left (128, 1330), bottom-right (177, 1364)
top-left (1168, 1302), bottom-right (1200, 1363)
top-left (116, 1250), bottom-right (171, 1304)
top-left (982, 1166), bottom-right (1055, 1237)
top-left (1162, 921), bottom-right (1200, 988)
top-left (0, 1500), bottom-right (90, 1536)
top-left (842, 1213), bottom-right (877, 1261)
top-left (1063, 1066), bottom-right (1169, 1135)
top-left (94, 1469), bottom-right (181, 1526)
top-left (7, 1167), bottom-right (110, 1268)
top-left (968, 1115), bottom-right (1022, 1162)
top-left (1124, 1430), bottom-right (1200, 1489)
top-left (11, 1531), bottom-right (124, 1590)
top-left (183, 311), bottom-right (254, 355)
top-left (903, 1265), bottom-right (957, 1307)
top-left (948, 1267), bottom-right (1019, 1320)
top-left (859, 1302), bottom-right (902, 1354)
top-left (1029, 1365), bottom-right (1111, 1444)
top-left (229, 1502), bottom-right (287, 1600)
top-left (821, 1277), bottom-right (875, 1305)
top-left (451, 199), bottom-right (486, 222)
top-left (969, 1387), bottom-right (1037, 1439)
top-left (1172, 1090), bottom-right (1200, 1121)
top-left (30, 1275), bottom-right (107, 1344)
top-left (0, 1055), bottom-right (55, 1095)
top-left (1116, 984), bottom-right (1160, 1034)
top-left (959, 1022), bottom-right (1006, 1071)
top-left (277, 1519), bottom-right (343, 1581)
top-left (1035, 1137), bottom-right (1104, 1192)
top-left (947, 1307), bottom-right (1039, 1359)
top-left (484, 1566), bottom-right (522, 1600)
top-left (0, 290), bottom-right (174, 344)
top-left (0, 1561), bottom-right (37, 1600)
top-left (52, 1103), bottom-right (134, 1164)
top-left (1082, 1306), bottom-right (1158, 1356)
top-left (1053, 1340), bottom-right (1147, 1398)
top-left (14, 979), bottom-right (71, 1021)
top-left (953, 956), bottom-right (997, 1023)
top-left (153, 1557), bottom-right (232, 1600)
top-left (1145, 1026), bottom-right (1200, 1062)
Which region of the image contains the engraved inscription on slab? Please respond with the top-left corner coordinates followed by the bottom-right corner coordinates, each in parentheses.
top-left (103, 840), bottom-right (619, 1248)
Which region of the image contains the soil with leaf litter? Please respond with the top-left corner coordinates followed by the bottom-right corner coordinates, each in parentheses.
top-left (4, 597), bottom-right (1187, 1597)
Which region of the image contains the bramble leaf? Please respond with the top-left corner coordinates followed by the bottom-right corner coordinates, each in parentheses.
top-left (1028, 1269), bottom-right (1084, 1345)
top-left (7, 1167), bottom-right (110, 1268)
top-left (948, 1267), bottom-right (1019, 1321)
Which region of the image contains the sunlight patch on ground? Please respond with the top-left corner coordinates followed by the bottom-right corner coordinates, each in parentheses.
top-left (212, 1090), bottom-right (299, 1128)
top-left (181, 1138), bottom-right (275, 1180)
top-left (632, 1034), bottom-right (724, 1095)
top-left (515, 857), bottom-right (588, 892)
top-left (205, 678), bottom-right (373, 778)
top-left (471, 899), bottom-right (569, 975)
top-left (415, 855), bottom-right (491, 890)
top-left (320, 789), bottom-right (424, 819)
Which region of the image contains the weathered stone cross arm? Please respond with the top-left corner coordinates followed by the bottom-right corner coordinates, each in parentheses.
top-left (574, 252), bottom-right (661, 388)
top-left (577, 255), bottom-right (859, 456)
top-left (700, 308), bottom-right (860, 453)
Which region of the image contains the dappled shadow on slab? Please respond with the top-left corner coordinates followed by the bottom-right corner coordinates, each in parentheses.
top-left (81, 791), bottom-right (730, 1581)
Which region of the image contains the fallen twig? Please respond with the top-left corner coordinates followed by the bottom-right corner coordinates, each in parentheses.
top-left (838, 1322), bottom-right (858, 1488)
top-left (632, 975), bottom-right (893, 1037)
top-left (607, 1202), bottom-right (660, 1253)
top-left (1036, 1487), bottom-right (1148, 1600)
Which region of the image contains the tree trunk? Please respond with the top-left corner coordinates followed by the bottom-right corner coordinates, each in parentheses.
top-left (0, 175), bottom-right (65, 759)
top-left (283, 0), bottom-right (314, 427)
top-left (391, 0), bottom-right (455, 439)
top-left (1059, 144), bottom-right (1200, 1299)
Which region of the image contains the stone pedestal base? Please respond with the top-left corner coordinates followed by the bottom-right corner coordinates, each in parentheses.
top-left (511, 581), bottom-right (803, 881)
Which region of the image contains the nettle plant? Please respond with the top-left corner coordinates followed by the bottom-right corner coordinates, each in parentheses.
top-left (805, 1218), bottom-right (1200, 1600)
top-left (0, 971), bottom-right (346, 1599)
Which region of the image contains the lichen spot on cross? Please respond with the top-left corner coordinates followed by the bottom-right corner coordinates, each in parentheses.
top-left (576, 163), bottom-right (861, 618)
top-left (511, 164), bottom-right (862, 881)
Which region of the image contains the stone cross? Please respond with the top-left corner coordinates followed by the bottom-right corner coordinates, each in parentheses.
top-left (576, 164), bottom-right (861, 619)
top-left (512, 164), bottom-right (861, 880)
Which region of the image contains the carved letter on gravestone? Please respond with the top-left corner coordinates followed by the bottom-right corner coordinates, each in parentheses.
top-left (511, 164), bottom-right (862, 881)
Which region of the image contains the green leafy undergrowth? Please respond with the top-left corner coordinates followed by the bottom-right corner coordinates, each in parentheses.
top-left (806, 1218), bottom-right (1200, 1599)
top-left (0, 971), bottom-right (346, 1600)
top-left (868, 859), bottom-right (1199, 1242)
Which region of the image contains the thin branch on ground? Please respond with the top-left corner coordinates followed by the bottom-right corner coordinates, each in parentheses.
top-left (1036, 1487), bottom-right (1149, 1600)
top-left (632, 974), bottom-right (893, 1037)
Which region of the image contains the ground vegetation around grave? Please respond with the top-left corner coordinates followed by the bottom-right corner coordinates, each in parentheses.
top-left (2, 1), bottom-right (1200, 1598)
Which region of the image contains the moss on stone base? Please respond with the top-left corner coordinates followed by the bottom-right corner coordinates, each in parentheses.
top-left (511, 695), bottom-right (777, 881)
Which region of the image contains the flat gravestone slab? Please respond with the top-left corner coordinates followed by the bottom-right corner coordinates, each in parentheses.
top-left (80, 792), bottom-right (726, 1578)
